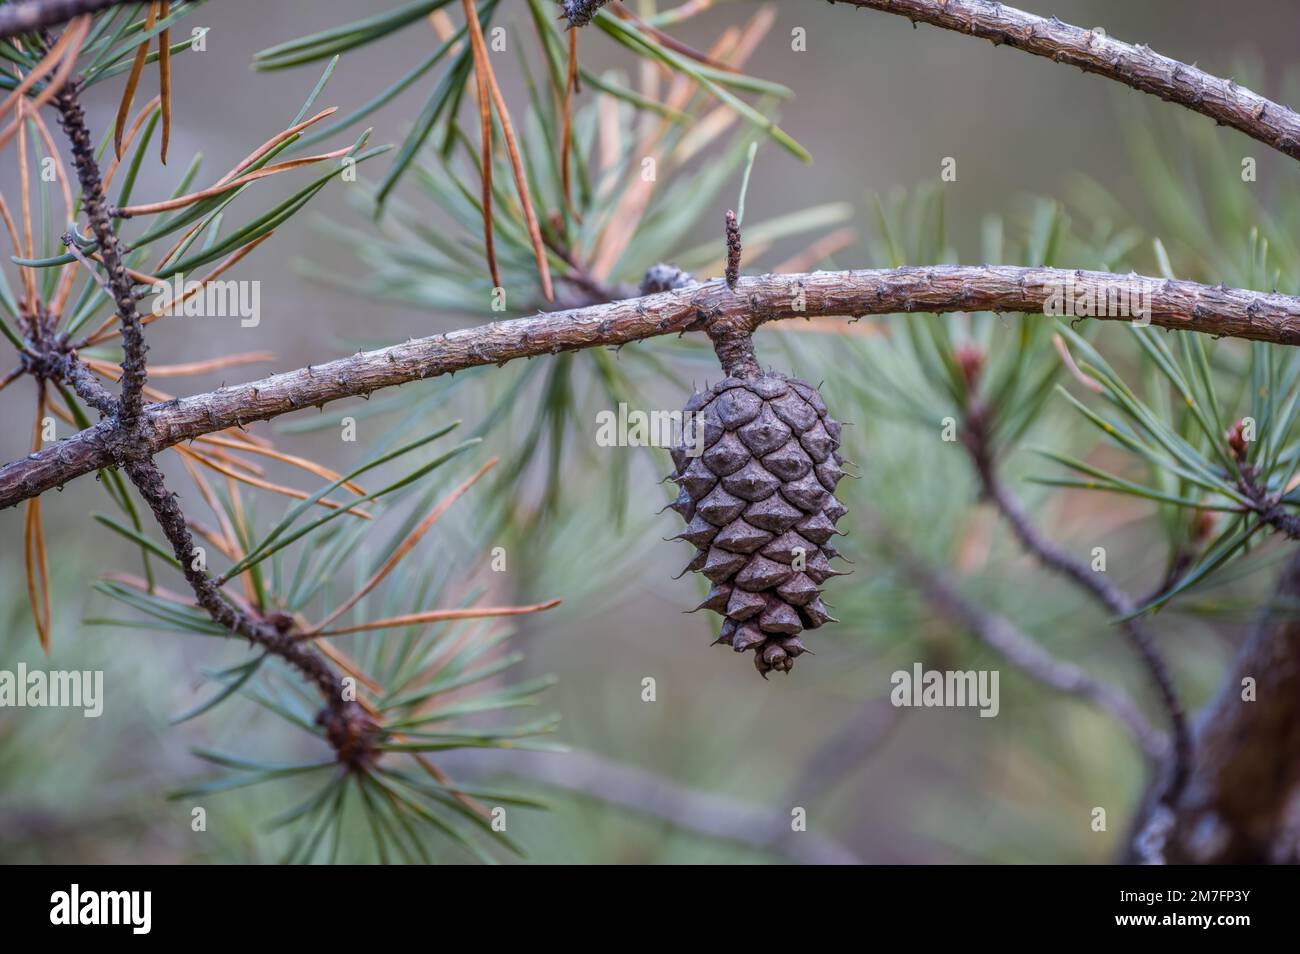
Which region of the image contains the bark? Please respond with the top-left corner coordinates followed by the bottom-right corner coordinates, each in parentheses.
top-left (0, 0), bottom-right (132, 39)
top-left (54, 85), bottom-right (148, 425)
top-left (837, 0), bottom-right (1300, 162)
top-left (1151, 549), bottom-right (1300, 863)
top-left (7, 264), bottom-right (1300, 510)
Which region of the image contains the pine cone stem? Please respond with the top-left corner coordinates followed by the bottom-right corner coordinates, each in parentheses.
top-left (708, 321), bottom-right (761, 379)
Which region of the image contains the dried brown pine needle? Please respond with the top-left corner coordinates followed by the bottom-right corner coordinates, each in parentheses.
top-left (24, 495), bottom-right (51, 653)
top-left (461, 0), bottom-right (553, 301)
top-left (471, 34), bottom-right (499, 288)
top-left (610, 1), bottom-right (738, 73)
top-left (179, 454), bottom-right (241, 556)
top-left (158, 0), bottom-right (171, 164)
top-left (114, 2), bottom-right (159, 160)
top-left (771, 227), bottom-right (857, 275)
top-left (144, 351), bottom-right (275, 378)
top-left (15, 107), bottom-right (36, 312)
top-left (195, 432), bottom-right (368, 496)
top-left (0, 17), bottom-right (90, 152)
top-left (314, 641), bottom-right (385, 696)
top-left (311, 599), bottom-right (562, 638)
top-left (24, 389), bottom-right (51, 652)
top-left (85, 232), bottom-right (274, 345)
top-left (175, 445), bottom-right (373, 519)
top-left (216, 107), bottom-right (339, 188)
top-left (102, 94), bottom-right (161, 191)
top-left (0, 185), bottom-right (37, 316)
top-left (28, 109), bottom-right (78, 316)
top-left (116, 148), bottom-right (352, 218)
top-left (306, 457), bottom-right (498, 635)
top-left (197, 431), bottom-right (371, 493)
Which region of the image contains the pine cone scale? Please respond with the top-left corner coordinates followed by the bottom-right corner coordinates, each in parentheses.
top-left (667, 371), bottom-right (849, 677)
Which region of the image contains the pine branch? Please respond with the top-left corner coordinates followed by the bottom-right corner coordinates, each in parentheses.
top-left (53, 82), bottom-right (147, 425)
top-left (449, 746), bottom-right (863, 864)
top-left (8, 264), bottom-right (1300, 510)
top-left (836, 0), bottom-right (1300, 162)
top-left (1133, 547), bottom-right (1300, 863)
top-left (883, 522), bottom-right (1166, 758)
top-left (41, 70), bottom-right (374, 770)
top-left (1235, 442), bottom-right (1300, 541)
top-left (0, 0), bottom-right (133, 40)
top-left (962, 406), bottom-right (1192, 806)
top-left (124, 457), bottom-right (377, 768)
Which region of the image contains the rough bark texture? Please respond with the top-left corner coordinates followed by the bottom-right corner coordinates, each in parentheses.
top-left (0, 0), bottom-right (131, 39)
top-left (125, 457), bottom-right (378, 769)
top-left (54, 84), bottom-right (148, 424)
top-left (1155, 549), bottom-right (1300, 863)
top-left (8, 265), bottom-right (1300, 510)
top-left (837, 0), bottom-right (1300, 161)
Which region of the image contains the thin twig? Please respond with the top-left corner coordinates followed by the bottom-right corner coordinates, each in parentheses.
top-left (883, 523), bottom-right (1166, 758)
top-left (55, 82), bottom-right (149, 424)
top-left (963, 406), bottom-right (1191, 804)
top-left (448, 746), bottom-right (863, 864)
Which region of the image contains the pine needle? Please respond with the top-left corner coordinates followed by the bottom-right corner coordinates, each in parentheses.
top-left (306, 457), bottom-right (498, 635)
top-left (86, 232), bottom-right (274, 344)
top-left (194, 432), bottom-right (369, 497)
top-left (0, 16), bottom-right (89, 152)
top-left (215, 106), bottom-right (339, 188)
top-left (116, 148), bottom-right (352, 218)
top-left (114, 2), bottom-right (159, 161)
top-left (16, 107), bottom-right (36, 312)
top-left (102, 94), bottom-right (161, 191)
top-left (462, 0), bottom-right (553, 301)
top-left (560, 27), bottom-right (579, 220)
top-left (158, 0), bottom-right (172, 164)
top-left (175, 445), bottom-right (374, 519)
top-left (311, 599), bottom-right (562, 638)
top-left (144, 352), bottom-right (276, 377)
top-left (24, 387), bottom-right (51, 652)
top-left (27, 108), bottom-right (78, 317)
top-left (463, 0), bottom-right (499, 289)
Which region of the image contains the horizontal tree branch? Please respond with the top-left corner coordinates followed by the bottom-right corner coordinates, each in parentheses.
top-left (837, 0), bottom-right (1300, 162)
top-left (6, 265), bottom-right (1300, 510)
top-left (0, 0), bottom-right (133, 40)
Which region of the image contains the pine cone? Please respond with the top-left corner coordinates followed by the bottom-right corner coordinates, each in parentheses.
top-left (666, 372), bottom-right (849, 677)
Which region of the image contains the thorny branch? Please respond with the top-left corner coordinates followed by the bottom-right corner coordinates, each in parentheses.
top-left (32, 57), bottom-right (376, 768)
top-left (835, 0), bottom-right (1300, 164)
top-left (9, 265), bottom-right (1300, 510)
top-left (53, 83), bottom-right (148, 425)
top-left (0, 0), bottom-right (133, 40)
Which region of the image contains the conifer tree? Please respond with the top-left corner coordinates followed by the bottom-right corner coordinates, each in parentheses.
top-left (2, 0), bottom-right (1300, 865)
